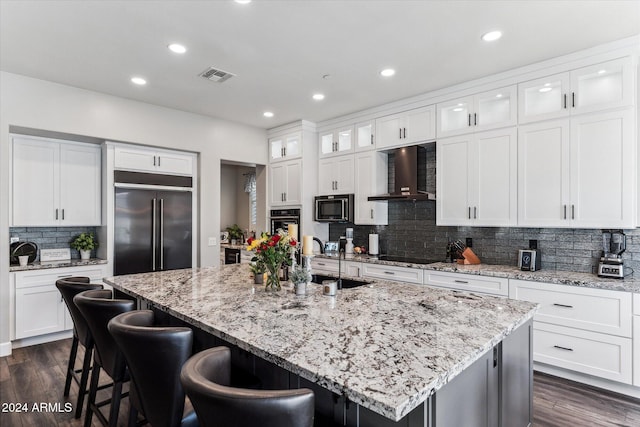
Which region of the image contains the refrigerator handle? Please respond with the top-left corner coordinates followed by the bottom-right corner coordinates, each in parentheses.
top-left (160, 198), bottom-right (164, 270)
top-left (152, 198), bottom-right (157, 271)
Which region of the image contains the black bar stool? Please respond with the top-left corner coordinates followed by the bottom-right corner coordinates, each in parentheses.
top-left (74, 289), bottom-right (135, 427)
top-left (55, 277), bottom-right (103, 419)
top-left (180, 347), bottom-right (315, 427)
top-left (108, 310), bottom-right (198, 427)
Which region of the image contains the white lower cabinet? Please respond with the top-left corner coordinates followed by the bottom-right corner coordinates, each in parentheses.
top-left (14, 265), bottom-right (108, 340)
top-left (509, 279), bottom-right (633, 385)
top-left (634, 294), bottom-right (640, 386)
top-left (424, 271), bottom-right (509, 296)
top-left (533, 322), bottom-right (632, 384)
top-left (362, 264), bottom-right (423, 284)
top-left (311, 258), bottom-right (361, 276)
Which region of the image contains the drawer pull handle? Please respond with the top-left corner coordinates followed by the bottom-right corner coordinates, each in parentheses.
top-left (57, 274), bottom-right (73, 278)
top-left (553, 303), bottom-right (573, 308)
top-left (454, 280), bottom-right (469, 284)
top-left (553, 345), bottom-right (573, 352)
top-left (384, 271), bottom-right (395, 275)
top-left (317, 263), bottom-right (325, 266)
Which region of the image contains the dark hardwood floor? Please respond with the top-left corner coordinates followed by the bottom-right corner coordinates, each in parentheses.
top-left (1, 338), bottom-right (639, 426)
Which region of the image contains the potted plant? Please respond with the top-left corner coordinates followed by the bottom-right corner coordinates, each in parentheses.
top-left (70, 232), bottom-right (98, 260)
top-left (289, 264), bottom-right (311, 295)
top-left (226, 224), bottom-right (244, 245)
top-left (249, 260), bottom-right (266, 285)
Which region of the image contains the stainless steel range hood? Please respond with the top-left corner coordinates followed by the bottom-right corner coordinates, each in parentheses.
top-left (368, 145), bottom-right (436, 201)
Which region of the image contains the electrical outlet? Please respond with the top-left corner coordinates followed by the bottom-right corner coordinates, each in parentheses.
top-left (208, 237), bottom-right (217, 246)
top-left (10, 237), bottom-right (19, 244)
top-left (466, 237), bottom-right (473, 248)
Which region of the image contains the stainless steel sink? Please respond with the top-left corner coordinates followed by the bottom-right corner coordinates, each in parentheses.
top-left (310, 274), bottom-right (372, 289)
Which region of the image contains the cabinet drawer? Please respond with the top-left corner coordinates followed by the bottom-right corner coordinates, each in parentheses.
top-left (424, 271), bottom-right (509, 296)
top-left (16, 266), bottom-right (107, 289)
top-left (533, 322), bottom-right (632, 384)
top-left (362, 264), bottom-right (423, 284)
top-left (311, 259), bottom-right (339, 274)
top-left (509, 280), bottom-right (632, 337)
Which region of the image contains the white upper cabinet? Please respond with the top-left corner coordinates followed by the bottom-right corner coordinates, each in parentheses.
top-left (318, 154), bottom-right (355, 195)
top-left (376, 105), bottom-right (436, 149)
top-left (437, 127), bottom-right (517, 226)
top-left (319, 126), bottom-right (354, 157)
top-left (518, 109), bottom-right (635, 228)
top-left (437, 85), bottom-right (517, 137)
top-left (114, 145), bottom-right (194, 176)
top-left (518, 57), bottom-right (633, 124)
top-left (354, 151), bottom-right (388, 225)
top-left (355, 121), bottom-right (375, 151)
top-left (12, 136), bottom-right (101, 227)
top-left (269, 159), bottom-right (302, 206)
top-left (270, 132), bottom-right (302, 162)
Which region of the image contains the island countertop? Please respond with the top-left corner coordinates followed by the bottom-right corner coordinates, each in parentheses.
top-left (104, 264), bottom-right (537, 421)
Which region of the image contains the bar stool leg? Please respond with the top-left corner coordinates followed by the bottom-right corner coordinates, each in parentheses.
top-left (109, 381), bottom-right (123, 427)
top-left (74, 343), bottom-right (93, 419)
top-left (64, 336), bottom-right (79, 397)
top-left (128, 404), bottom-right (138, 427)
top-left (84, 362), bottom-right (101, 427)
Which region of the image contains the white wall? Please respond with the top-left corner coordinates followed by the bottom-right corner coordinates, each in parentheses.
top-left (220, 164), bottom-right (239, 229)
top-left (0, 71), bottom-right (268, 348)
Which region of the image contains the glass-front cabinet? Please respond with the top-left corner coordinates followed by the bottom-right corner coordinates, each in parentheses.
top-left (269, 132), bottom-right (301, 162)
top-left (518, 57), bottom-right (633, 124)
top-left (355, 121), bottom-right (375, 151)
top-left (319, 126), bottom-right (353, 157)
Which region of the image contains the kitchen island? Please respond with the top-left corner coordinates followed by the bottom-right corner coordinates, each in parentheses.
top-left (104, 264), bottom-right (537, 427)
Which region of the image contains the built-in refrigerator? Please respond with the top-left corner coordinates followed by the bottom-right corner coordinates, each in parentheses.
top-left (114, 172), bottom-right (193, 275)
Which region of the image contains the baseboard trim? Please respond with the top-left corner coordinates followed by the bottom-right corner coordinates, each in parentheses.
top-left (534, 362), bottom-right (640, 399)
top-left (10, 330), bottom-right (73, 351)
top-left (0, 341), bottom-right (12, 357)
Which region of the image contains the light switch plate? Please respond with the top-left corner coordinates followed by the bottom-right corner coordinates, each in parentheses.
top-left (208, 237), bottom-right (217, 246)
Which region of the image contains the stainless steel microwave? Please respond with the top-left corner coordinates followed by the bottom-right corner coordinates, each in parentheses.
top-left (314, 194), bottom-right (354, 222)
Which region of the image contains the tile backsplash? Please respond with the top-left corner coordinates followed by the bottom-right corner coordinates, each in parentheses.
top-left (330, 200), bottom-right (640, 275)
top-left (9, 227), bottom-right (98, 260)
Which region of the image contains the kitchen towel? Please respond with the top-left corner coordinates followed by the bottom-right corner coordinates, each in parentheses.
top-left (369, 234), bottom-right (379, 255)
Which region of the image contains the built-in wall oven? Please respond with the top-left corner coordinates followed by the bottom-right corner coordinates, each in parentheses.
top-left (270, 208), bottom-right (300, 242)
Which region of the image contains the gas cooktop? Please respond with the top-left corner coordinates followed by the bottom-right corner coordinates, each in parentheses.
top-left (375, 255), bottom-right (444, 265)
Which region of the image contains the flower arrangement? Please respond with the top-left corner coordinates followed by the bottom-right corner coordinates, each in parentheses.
top-left (246, 231), bottom-right (297, 291)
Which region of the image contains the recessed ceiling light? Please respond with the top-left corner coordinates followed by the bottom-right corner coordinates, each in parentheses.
top-left (313, 93), bottom-right (325, 101)
top-left (263, 111), bottom-right (274, 118)
top-left (380, 68), bottom-right (396, 77)
top-left (131, 76), bottom-right (147, 86)
top-left (496, 93), bottom-right (503, 98)
top-left (598, 69), bottom-right (606, 74)
top-left (235, 0), bottom-right (251, 4)
top-left (538, 87), bottom-right (552, 93)
top-left (168, 43), bottom-right (187, 54)
top-left (481, 30), bottom-right (502, 42)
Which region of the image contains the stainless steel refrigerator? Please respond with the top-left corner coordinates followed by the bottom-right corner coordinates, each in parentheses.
top-left (114, 186), bottom-right (192, 275)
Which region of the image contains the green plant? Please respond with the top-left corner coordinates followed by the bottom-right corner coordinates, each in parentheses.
top-left (289, 264), bottom-right (311, 285)
top-left (249, 260), bottom-right (265, 274)
top-left (70, 232), bottom-right (98, 251)
top-left (246, 231), bottom-right (297, 290)
top-left (226, 224), bottom-right (244, 241)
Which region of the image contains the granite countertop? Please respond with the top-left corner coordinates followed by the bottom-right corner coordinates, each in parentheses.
top-left (9, 258), bottom-right (108, 272)
top-left (104, 264), bottom-right (537, 421)
top-left (314, 254), bottom-right (640, 293)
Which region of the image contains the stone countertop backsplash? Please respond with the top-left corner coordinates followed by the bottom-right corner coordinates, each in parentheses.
top-left (314, 253), bottom-right (640, 293)
top-left (9, 258), bottom-right (108, 272)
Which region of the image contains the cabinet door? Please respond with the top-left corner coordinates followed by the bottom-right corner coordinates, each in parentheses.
top-left (60, 143), bottom-right (101, 225)
top-left (571, 57), bottom-right (633, 116)
top-left (283, 160), bottom-right (302, 205)
top-left (12, 137), bottom-right (60, 226)
top-left (334, 155), bottom-right (354, 193)
top-left (570, 109), bottom-right (634, 228)
top-left (269, 137), bottom-right (285, 162)
top-left (320, 132), bottom-right (335, 156)
top-left (437, 96), bottom-right (474, 137)
top-left (375, 114), bottom-right (402, 149)
top-left (318, 158), bottom-right (335, 194)
top-left (518, 120), bottom-right (570, 227)
top-left (436, 135), bottom-right (472, 225)
top-left (114, 146), bottom-right (157, 172)
top-left (156, 151), bottom-right (193, 175)
top-left (404, 105), bottom-right (436, 143)
top-left (284, 133), bottom-right (301, 159)
top-left (518, 73), bottom-right (571, 124)
top-left (475, 128), bottom-right (517, 226)
top-left (475, 86), bottom-right (517, 132)
top-left (15, 285), bottom-right (65, 339)
top-left (355, 121), bottom-right (375, 151)
top-left (354, 152), bottom-right (388, 225)
top-left (269, 163), bottom-right (287, 205)
top-left (634, 315), bottom-right (640, 386)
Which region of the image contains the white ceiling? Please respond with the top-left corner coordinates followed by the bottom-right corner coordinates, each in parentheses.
top-left (1, 0), bottom-right (639, 129)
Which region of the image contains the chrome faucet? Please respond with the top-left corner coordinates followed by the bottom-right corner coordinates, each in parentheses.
top-left (337, 236), bottom-right (346, 290)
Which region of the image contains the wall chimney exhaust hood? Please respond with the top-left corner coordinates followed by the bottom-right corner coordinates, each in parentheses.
top-left (368, 145), bottom-right (435, 202)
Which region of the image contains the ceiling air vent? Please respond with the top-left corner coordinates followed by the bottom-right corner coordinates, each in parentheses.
top-left (198, 67), bottom-right (235, 83)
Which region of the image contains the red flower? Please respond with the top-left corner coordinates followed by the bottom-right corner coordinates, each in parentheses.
top-left (272, 234), bottom-right (281, 243)
top-left (247, 237), bottom-right (254, 245)
top-left (268, 240), bottom-right (276, 247)
top-left (290, 238), bottom-right (297, 246)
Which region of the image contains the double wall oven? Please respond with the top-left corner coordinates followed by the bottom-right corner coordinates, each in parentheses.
top-left (269, 208), bottom-right (300, 242)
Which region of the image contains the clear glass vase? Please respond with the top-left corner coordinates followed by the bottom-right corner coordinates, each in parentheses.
top-left (265, 264), bottom-right (281, 291)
